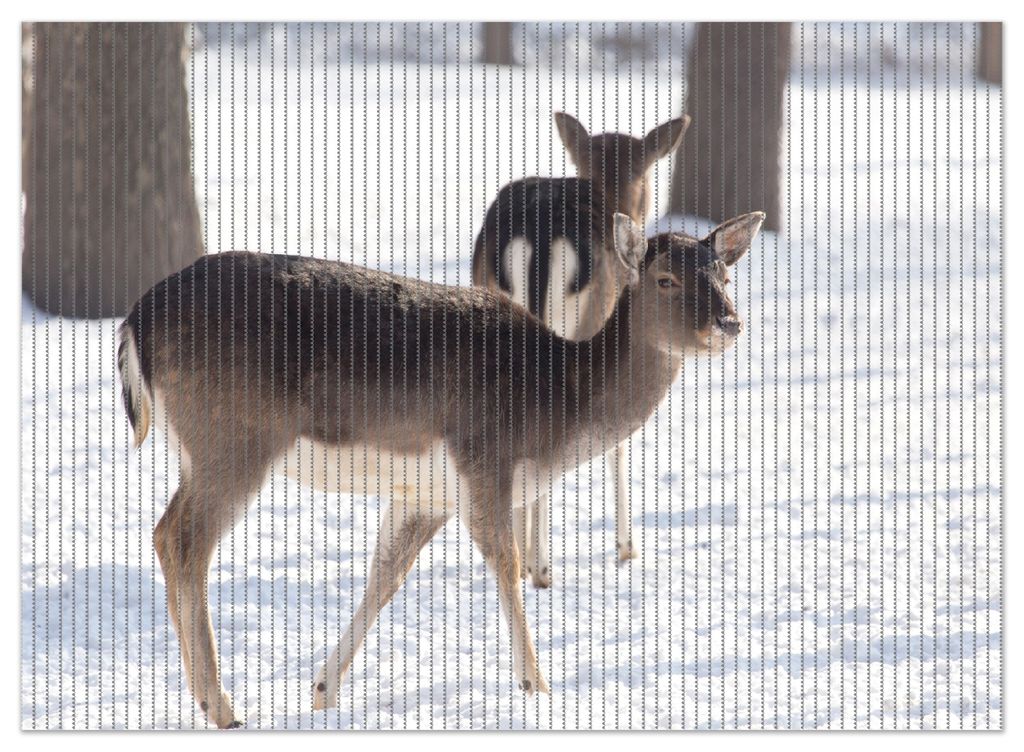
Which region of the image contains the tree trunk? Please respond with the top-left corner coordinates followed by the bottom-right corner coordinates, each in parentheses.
top-left (977, 22), bottom-right (1002, 85)
top-left (23, 22), bottom-right (204, 319)
top-left (670, 22), bottom-right (791, 233)
top-left (481, 22), bottom-right (515, 65)
top-left (22, 24), bottom-right (33, 196)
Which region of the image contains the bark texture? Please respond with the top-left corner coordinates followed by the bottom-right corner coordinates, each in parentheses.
top-left (23, 22), bottom-right (204, 318)
top-left (481, 22), bottom-right (516, 65)
top-left (977, 22), bottom-right (1002, 85)
top-left (670, 22), bottom-right (791, 233)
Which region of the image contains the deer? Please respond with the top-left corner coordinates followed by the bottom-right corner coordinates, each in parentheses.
top-left (119, 210), bottom-right (763, 727)
top-left (472, 112), bottom-right (690, 587)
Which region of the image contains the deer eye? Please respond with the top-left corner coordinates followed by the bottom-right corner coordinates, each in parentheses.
top-left (657, 276), bottom-right (679, 289)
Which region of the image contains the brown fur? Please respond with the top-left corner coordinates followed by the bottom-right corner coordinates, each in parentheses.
top-left (120, 211), bottom-right (762, 725)
top-left (554, 112), bottom-right (689, 221)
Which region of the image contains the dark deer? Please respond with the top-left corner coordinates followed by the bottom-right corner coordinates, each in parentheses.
top-left (119, 211), bottom-right (763, 726)
top-left (472, 112), bottom-right (689, 586)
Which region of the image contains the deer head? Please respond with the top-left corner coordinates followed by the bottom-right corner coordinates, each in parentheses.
top-left (612, 211), bottom-right (765, 355)
top-left (555, 112), bottom-right (690, 221)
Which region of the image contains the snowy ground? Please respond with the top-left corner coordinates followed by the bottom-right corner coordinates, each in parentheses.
top-left (22, 23), bottom-right (1002, 729)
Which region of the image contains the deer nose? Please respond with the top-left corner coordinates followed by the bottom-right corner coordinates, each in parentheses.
top-left (716, 316), bottom-right (742, 336)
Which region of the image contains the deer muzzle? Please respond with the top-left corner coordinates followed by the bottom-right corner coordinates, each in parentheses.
top-left (715, 316), bottom-right (743, 337)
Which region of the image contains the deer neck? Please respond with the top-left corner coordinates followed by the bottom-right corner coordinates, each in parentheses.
top-left (570, 289), bottom-right (680, 446)
top-left (594, 174), bottom-right (649, 222)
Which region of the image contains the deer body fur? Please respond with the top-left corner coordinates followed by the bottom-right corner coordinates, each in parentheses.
top-left (120, 211), bottom-right (762, 726)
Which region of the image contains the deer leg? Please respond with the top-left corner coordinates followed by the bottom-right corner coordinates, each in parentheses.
top-left (177, 545), bottom-right (237, 728)
top-left (611, 443), bottom-right (637, 562)
top-left (511, 468), bottom-right (550, 588)
top-left (155, 481), bottom-right (238, 728)
top-left (513, 497), bottom-right (551, 586)
top-left (512, 503), bottom-right (531, 580)
top-left (154, 453), bottom-right (272, 729)
top-left (313, 491), bottom-right (448, 710)
top-left (465, 484), bottom-right (549, 695)
top-left (527, 492), bottom-right (552, 588)
top-left (153, 482), bottom-right (192, 691)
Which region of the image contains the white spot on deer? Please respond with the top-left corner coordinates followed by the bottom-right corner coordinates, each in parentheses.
top-left (546, 237), bottom-right (591, 341)
top-left (502, 237), bottom-right (533, 311)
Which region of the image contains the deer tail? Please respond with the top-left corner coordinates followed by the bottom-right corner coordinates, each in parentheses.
top-left (118, 317), bottom-right (152, 448)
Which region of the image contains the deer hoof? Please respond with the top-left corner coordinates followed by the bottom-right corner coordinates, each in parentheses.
top-left (519, 667), bottom-right (550, 695)
top-left (226, 720), bottom-right (244, 729)
top-left (618, 540), bottom-right (638, 562)
top-left (531, 566), bottom-right (552, 589)
top-left (312, 681), bottom-right (336, 711)
top-left (199, 689), bottom-right (238, 729)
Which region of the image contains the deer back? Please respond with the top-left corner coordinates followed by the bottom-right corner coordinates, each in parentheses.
top-left (471, 176), bottom-right (621, 341)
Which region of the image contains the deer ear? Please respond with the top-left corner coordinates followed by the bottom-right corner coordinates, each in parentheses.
top-left (554, 112), bottom-right (590, 167)
top-left (643, 115), bottom-right (690, 165)
top-left (612, 213), bottom-right (645, 287)
top-left (705, 211), bottom-right (765, 266)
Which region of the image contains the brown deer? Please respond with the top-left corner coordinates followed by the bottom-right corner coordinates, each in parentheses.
top-left (472, 112), bottom-right (689, 587)
top-left (119, 211), bottom-right (763, 726)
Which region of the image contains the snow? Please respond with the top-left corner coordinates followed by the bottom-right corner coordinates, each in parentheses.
top-left (22, 23), bottom-right (1001, 729)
